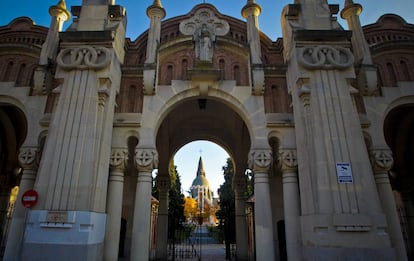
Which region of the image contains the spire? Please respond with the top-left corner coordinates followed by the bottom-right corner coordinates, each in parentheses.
top-left (344, 0), bottom-right (354, 7)
top-left (147, 0), bottom-right (165, 16)
top-left (151, 0), bottom-right (163, 9)
top-left (196, 156), bottom-right (206, 177)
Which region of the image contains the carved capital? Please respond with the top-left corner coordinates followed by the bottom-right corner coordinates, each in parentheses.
top-left (109, 148), bottom-right (128, 170)
top-left (370, 149), bottom-right (394, 173)
top-left (57, 46), bottom-right (112, 71)
top-left (279, 149), bottom-right (298, 172)
top-left (298, 45), bottom-right (354, 70)
top-left (18, 147), bottom-right (40, 170)
top-left (232, 175), bottom-right (247, 192)
top-left (248, 149), bottom-right (272, 172)
top-left (135, 149), bottom-right (158, 172)
top-left (157, 175), bottom-right (171, 193)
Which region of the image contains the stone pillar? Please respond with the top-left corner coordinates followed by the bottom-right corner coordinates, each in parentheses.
top-left (131, 148), bottom-right (158, 261)
top-left (34, 0), bottom-right (71, 95)
top-left (143, 0), bottom-right (165, 95)
top-left (155, 175), bottom-right (170, 260)
top-left (371, 149), bottom-right (408, 261)
top-left (241, 0), bottom-right (265, 95)
top-left (341, 0), bottom-right (377, 95)
top-left (279, 149), bottom-right (302, 261)
top-left (248, 149), bottom-right (275, 261)
top-left (232, 175), bottom-right (249, 261)
top-left (4, 147), bottom-right (38, 261)
top-left (104, 148), bottom-right (127, 261)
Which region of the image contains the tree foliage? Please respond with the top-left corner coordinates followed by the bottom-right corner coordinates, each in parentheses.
top-left (217, 157), bottom-right (236, 251)
top-left (183, 197), bottom-right (198, 220)
top-left (167, 160), bottom-right (186, 239)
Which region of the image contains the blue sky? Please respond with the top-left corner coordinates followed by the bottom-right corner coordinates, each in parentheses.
top-left (1, 1), bottom-right (413, 40)
top-left (1, 0), bottom-right (413, 195)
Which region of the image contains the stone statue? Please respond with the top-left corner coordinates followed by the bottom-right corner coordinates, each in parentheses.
top-left (196, 24), bottom-right (214, 62)
top-left (179, 8), bottom-right (230, 63)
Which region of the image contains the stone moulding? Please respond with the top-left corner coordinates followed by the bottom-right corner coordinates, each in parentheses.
top-left (57, 46), bottom-right (112, 70)
top-left (298, 45), bottom-right (354, 70)
top-left (179, 7), bottom-right (230, 39)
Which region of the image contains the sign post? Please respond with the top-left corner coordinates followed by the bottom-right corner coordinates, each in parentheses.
top-left (336, 162), bottom-right (353, 183)
top-left (21, 189), bottom-right (38, 208)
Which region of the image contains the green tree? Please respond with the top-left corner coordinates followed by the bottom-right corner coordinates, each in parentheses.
top-left (217, 158), bottom-right (236, 259)
top-left (168, 160), bottom-right (186, 239)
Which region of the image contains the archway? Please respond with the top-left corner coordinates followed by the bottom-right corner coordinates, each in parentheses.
top-left (155, 97), bottom-right (251, 260)
top-left (0, 103), bottom-right (27, 254)
top-left (384, 103), bottom-right (414, 259)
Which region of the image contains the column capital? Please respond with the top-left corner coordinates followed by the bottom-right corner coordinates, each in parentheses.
top-left (248, 149), bottom-right (272, 172)
top-left (232, 175), bottom-right (247, 192)
top-left (370, 149), bottom-right (393, 173)
top-left (135, 148), bottom-right (158, 172)
top-left (157, 175), bottom-right (171, 193)
top-left (279, 149), bottom-right (298, 172)
top-left (18, 147), bottom-right (40, 170)
top-left (109, 148), bottom-right (128, 171)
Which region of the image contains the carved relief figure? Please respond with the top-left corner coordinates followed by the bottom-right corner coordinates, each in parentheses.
top-left (179, 8), bottom-right (230, 63)
top-left (196, 24), bottom-right (213, 62)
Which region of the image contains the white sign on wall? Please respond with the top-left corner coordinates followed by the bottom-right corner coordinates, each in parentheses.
top-left (336, 162), bottom-right (353, 183)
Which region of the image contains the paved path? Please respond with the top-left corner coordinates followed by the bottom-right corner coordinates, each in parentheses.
top-left (174, 244), bottom-right (226, 261)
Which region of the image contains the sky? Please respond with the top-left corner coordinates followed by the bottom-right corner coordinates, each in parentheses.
top-left (1, 0), bottom-right (413, 40)
top-left (1, 0), bottom-right (413, 195)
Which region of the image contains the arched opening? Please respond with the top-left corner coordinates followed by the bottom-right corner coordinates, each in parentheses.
top-left (0, 104), bottom-right (27, 254)
top-left (154, 97), bottom-right (253, 260)
top-left (384, 103), bottom-right (414, 259)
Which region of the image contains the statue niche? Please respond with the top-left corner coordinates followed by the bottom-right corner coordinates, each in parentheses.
top-left (195, 24), bottom-right (214, 62)
top-left (179, 7), bottom-right (230, 65)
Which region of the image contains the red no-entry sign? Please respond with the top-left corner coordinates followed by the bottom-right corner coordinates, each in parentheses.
top-left (21, 189), bottom-right (38, 208)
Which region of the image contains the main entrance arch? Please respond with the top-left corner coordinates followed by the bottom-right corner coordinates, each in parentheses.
top-left (154, 95), bottom-right (251, 260)
top-left (384, 101), bottom-right (414, 259)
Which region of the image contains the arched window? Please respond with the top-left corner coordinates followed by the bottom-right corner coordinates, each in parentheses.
top-left (233, 65), bottom-right (240, 85)
top-left (3, 61), bottom-right (14, 82)
top-left (386, 62), bottom-right (397, 86)
top-left (16, 63), bottom-right (26, 86)
top-left (400, 60), bottom-right (410, 81)
top-left (219, 59), bottom-right (225, 80)
top-left (181, 59), bottom-right (188, 80)
top-left (166, 65), bottom-right (173, 84)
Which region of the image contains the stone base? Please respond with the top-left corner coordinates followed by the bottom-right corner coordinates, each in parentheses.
top-left (302, 246), bottom-right (396, 261)
top-left (21, 210), bottom-right (106, 261)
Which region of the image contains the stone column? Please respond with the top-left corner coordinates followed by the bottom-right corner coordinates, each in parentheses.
top-left (131, 148), bottom-right (158, 261)
top-left (232, 175), bottom-right (248, 261)
top-left (241, 0), bottom-right (265, 95)
top-left (248, 149), bottom-right (275, 261)
top-left (4, 147), bottom-right (38, 261)
top-left (155, 175), bottom-right (170, 260)
top-left (371, 149), bottom-right (408, 261)
top-left (104, 148), bottom-right (127, 261)
top-left (279, 149), bottom-right (302, 261)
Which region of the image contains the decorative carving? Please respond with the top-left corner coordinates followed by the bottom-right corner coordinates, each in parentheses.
top-left (279, 149), bottom-right (298, 172)
top-left (179, 7), bottom-right (230, 62)
top-left (135, 149), bottom-right (158, 172)
top-left (232, 175), bottom-right (247, 192)
top-left (248, 150), bottom-right (272, 172)
top-left (109, 148), bottom-right (128, 170)
top-left (370, 150), bottom-right (394, 172)
top-left (157, 175), bottom-right (171, 193)
top-left (298, 46), bottom-right (354, 70)
top-left (18, 147), bottom-right (39, 169)
top-left (57, 46), bottom-right (112, 70)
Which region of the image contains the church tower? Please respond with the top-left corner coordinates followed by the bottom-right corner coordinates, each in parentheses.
top-left (190, 156), bottom-right (214, 214)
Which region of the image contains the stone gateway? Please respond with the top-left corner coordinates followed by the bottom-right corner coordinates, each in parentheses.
top-left (0, 0), bottom-right (413, 260)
